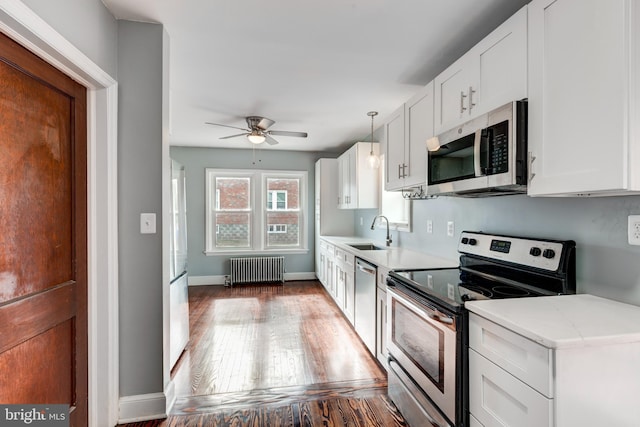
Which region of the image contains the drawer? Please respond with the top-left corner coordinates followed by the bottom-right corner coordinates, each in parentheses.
top-left (469, 349), bottom-right (553, 427)
top-left (469, 313), bottom-right (553, 397)
top-left (319, 240), bottom-right (327, 250)
top-left (327, 244), bottom-right (335, 257)
top-left (344, 251), bottom-right (354, 267)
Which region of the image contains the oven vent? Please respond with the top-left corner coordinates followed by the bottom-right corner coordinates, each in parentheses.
top-left (229, 256), bottom-right (285, 286)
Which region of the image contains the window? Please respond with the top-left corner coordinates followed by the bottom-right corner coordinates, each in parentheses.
top-left (205, 169), bottom-right (307, 254)
top-left (267, 190), bottom-right (287, 210)
top-left (268, 224), bottom-right (287, 233)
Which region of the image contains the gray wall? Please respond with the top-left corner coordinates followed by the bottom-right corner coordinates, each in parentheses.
top-left (356, 195), bottom-right (640, 306)
top-left (21, 0), bottom-right (118, 78)
top-left (117, 21), bottom-right (166, 396)
top-left (170, 146), bottom-right (326, 278)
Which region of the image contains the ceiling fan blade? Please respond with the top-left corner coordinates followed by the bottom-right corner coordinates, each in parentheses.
top-left (219, 133), bottom-right (248, 140)
top-left (268, 130), bottom-right (308, 138)
top-left (205, 122), bottom-right (249, 132)
top-left (257, 117), bottom-right (275, 130)
top-left (265, 135), bottom-right (279, 145)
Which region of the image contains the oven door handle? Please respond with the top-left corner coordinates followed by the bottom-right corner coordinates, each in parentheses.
top-left (427, 311), bottom-right (454, 325)
top-left (388, 284), bottom-right (455, 326)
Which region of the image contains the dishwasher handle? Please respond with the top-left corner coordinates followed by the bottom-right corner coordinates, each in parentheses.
top-left (356, 259), bottom-right (377, 276)
top-left (357, 264), bottom-right (376, 275)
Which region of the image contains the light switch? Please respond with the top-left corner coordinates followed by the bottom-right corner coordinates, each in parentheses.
top-left (140, 213), bottom-right (156, 234)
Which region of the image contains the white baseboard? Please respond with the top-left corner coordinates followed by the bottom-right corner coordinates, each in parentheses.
top-left (118, 392), bottom-right (167, 424)
top-left (188, 275), bottom-right (226, 286)
top-left (284, 272), bottom-right (317, 281)
top-left (188, 272), bottom-right (317, 286)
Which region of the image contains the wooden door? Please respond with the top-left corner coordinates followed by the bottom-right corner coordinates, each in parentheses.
top-left (0, 32), bottom-right (87, 425)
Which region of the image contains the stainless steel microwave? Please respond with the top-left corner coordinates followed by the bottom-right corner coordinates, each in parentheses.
top-left (427, 100), bottom-right (527, 197)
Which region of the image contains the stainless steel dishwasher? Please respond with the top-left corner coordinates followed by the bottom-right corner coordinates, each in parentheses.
top-left (354, 257), bottom-right (377, 355)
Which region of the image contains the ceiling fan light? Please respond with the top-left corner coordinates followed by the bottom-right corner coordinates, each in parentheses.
top-left (247, 133), bottom-right (266, 144)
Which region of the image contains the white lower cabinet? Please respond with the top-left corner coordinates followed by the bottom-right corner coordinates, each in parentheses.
top-left (469, 313), bottom-right (553, 427)
top-left (376, 267), bottom-right (390, 369)
top-left (468, 311), bottom-right (640, 427)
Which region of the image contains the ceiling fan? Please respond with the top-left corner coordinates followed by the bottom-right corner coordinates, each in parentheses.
top-left (205, 116), bottom-right (308, 145)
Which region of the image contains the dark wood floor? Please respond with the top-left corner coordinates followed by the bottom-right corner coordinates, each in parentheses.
top-left (118, 281), bottom-right (407, 427)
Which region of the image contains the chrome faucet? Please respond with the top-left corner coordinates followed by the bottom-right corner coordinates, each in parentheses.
top-left (371, 215), bottom-right (392, 246)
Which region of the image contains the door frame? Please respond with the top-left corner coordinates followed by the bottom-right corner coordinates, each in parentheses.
top-left (0, 2), bottom-right (119, 426)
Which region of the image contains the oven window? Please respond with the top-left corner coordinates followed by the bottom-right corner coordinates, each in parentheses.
top-left (391, 299), bottom-right (445, 392)
top-left (429, 132), bottom-right (476, 184)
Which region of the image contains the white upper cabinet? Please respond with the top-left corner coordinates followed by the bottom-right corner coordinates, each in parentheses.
top-left (385, 82), bottom-right (434, 191)
top-left (338, 142), bottom-right (380, 209)
top-left (384, 105), bottom-right (405, 191)
top-left (527, 0), bottom-right (640, 196)
top-left (434, 5), bottom-right (528, 134)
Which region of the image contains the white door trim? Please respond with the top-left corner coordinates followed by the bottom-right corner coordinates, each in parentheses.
top-left (0, 2), bottom-right (119, 426)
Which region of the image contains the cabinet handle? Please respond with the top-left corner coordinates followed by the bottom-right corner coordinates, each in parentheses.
top-left (469, 86), bottom-right (476, 112)
top-left (528, 151), bottom-right (536, 182)
top-left (460, 91), bottom-right (467, 114)
top-left (398, 164), bottom-right (402, 179)
top-left (403, 163), bottom-right (408, 178)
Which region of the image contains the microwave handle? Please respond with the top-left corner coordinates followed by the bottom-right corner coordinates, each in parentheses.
top-left (473, 129), bottom-right (483, 177)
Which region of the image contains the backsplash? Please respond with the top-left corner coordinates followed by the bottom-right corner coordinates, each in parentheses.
top-left (356, 194), bottom-right (640, 306)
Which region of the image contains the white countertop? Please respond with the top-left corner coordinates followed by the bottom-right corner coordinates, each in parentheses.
top-left (466, 294), bottom-right (640, 349)
top-left (320, 235), bottom-right (458, 270)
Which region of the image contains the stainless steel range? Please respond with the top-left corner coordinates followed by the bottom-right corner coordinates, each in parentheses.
top-left (386, 231), bottom-right (576, 427)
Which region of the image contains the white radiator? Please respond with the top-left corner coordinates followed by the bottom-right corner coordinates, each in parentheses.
top-left (229, 256), bottom-right (285, 286)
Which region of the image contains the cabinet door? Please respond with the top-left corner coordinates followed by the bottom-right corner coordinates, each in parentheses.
top-left (335, 265), bottom-right (345, 307)
top-left (475, 5), bottom-right (527, 115)
top-left (347, 145), bottom-right (358, 208)
top-left (384, 105), bottom-right (406, 191)
top-left (404, 82), bottom-right (434, 188)
top-left (343, 266), bottom-right (355, 325)
top-left (434, 57), bottom-right (474, 134)
top-left (337, 152), bottom-right (351, 208)
top-left (528, 0), bottom-right (629, 195)
top-left (376, 287), bottom-right (388, 368)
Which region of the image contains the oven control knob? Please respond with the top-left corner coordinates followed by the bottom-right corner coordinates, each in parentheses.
top-left (468, 238), bottom-right (477, 246)
top-left (529, 247), bottom-right (542, 257)
top-left (461, 237), bottom-right (469, 244)
top-left (543, 249), bottom-right (556, 259)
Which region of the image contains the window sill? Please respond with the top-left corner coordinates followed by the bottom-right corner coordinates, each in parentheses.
top-left (204, 249), bottom-right (310, 256)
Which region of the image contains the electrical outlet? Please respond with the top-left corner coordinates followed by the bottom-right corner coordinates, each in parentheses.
top-left (447, 221), bottom-right (455, 237)
top-left (628, 215), bottom-right (640, 245)
top-left (426, 220), bottom-right (433, 234)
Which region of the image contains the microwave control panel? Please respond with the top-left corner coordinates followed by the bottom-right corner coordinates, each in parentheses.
top-left (484, 120), bottom-right (509, 175)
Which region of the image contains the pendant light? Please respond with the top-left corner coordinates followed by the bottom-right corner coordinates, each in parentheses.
top-left (367, 111), bottom-right (380, 169)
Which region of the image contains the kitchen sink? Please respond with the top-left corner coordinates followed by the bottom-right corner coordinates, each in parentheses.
top-left (347, 243), bottom-right (386, 251)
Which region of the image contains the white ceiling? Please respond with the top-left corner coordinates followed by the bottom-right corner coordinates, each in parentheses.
top-left (102, 0), bottom-right (529, 153)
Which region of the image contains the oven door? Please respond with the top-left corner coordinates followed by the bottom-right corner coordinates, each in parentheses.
top-left (387, 285), bottom-right (458, 425)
